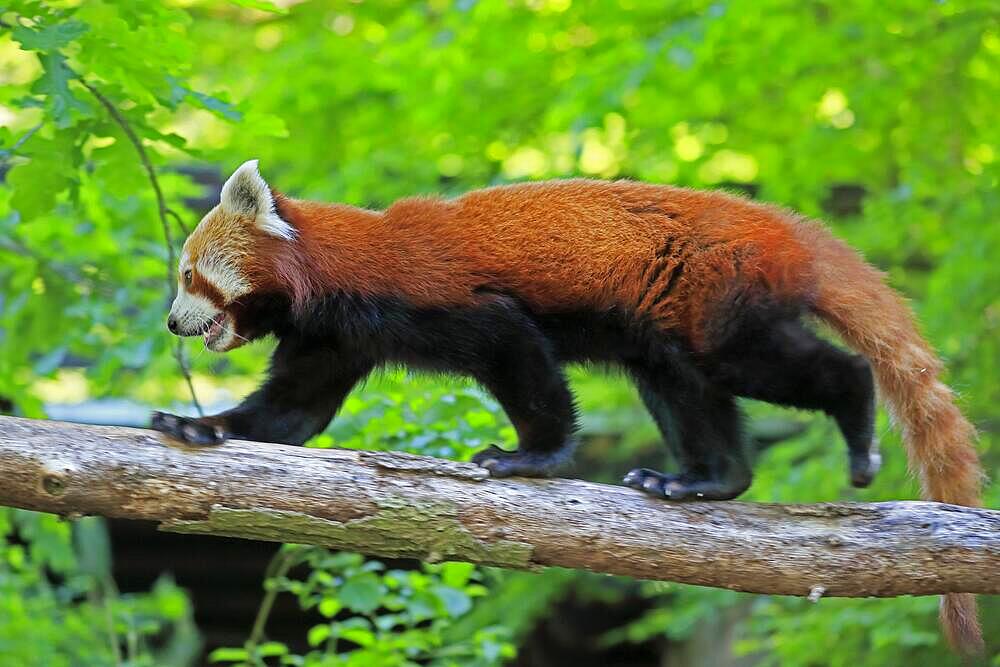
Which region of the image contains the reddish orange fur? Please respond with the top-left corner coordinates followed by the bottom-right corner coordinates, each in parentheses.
top-left (253, 181), bottom-right (815, 349)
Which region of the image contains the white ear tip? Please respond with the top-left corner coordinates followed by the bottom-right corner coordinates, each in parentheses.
top-left (219, 158), bottom-right (295, 240)
top-left (236, 159), bottom-right (260, 175)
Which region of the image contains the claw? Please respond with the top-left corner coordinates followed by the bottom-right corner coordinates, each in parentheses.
top-left (150, 411), bottom-right (227, 447)
top-left (471, 444), bottom-right (508, 466)
top-left (622, 467), bottom-right (748, 501)
top-left (470, 443), bottom-right (570, 478)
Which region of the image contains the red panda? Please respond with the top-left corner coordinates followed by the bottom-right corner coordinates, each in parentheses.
top-left (152, 160), bottom-right (984, 653)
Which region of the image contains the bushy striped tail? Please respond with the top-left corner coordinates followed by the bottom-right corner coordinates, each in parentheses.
top-left (798, 223), bottom-right (985, 655)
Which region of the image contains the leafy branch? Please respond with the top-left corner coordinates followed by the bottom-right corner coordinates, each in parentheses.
top-left (243, 546), bottom-right (309, 664)
top-left (76, 78), bottom-right (203, 416)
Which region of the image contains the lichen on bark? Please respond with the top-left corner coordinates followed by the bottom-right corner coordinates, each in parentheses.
top-left (163, 495), bottom-right (536, 568)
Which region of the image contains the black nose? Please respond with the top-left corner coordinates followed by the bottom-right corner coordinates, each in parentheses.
top-left (167, 317), bottom-right (179, 334)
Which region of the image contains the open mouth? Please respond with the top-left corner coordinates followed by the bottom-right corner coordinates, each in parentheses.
top-left (203, 313), bottom-right (227, 347)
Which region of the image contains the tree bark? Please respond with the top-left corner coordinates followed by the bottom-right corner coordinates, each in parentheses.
top-left (0, 415), bottom-right (997, 597)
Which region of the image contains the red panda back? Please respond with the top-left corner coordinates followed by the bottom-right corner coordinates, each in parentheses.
top-left (453, 180), bottom-right (815, 345)
top-left (274, 180), bottom-right (816, 347)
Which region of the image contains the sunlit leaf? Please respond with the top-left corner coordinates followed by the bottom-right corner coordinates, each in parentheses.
top-left (11, 21), bottom-right (89, 52)
top-left (228, 0), bottom-right (289, 14)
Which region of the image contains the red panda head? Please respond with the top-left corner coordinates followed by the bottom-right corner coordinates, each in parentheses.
top-left (167, 160), bottom-right (297, 351)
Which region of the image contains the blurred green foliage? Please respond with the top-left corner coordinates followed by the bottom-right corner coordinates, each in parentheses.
top-left (1, 0), bottom-right (997, 665)
top-left (209, 547), bottom-right (513, 666)
top-left (0, 510), bottom-right (198, 666)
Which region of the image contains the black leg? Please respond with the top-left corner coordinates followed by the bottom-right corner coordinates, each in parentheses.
top-left (470, 363), bottom-right (577, 478)
top-left (626, 363), bottom-right (752, 500)
top-left (707, 317), bottom-right (879, 488)
top-left (425, 296), bottom-right (578, 478)
top-left (152, 337), bottom-right (372, 446)
top-left (384, 293), bottom-right (578, 477)
top-left (470, 329), bottom-right (578, 477)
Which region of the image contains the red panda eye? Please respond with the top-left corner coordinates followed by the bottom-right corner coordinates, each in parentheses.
top-left (184, 269), bottom-right (193, 285)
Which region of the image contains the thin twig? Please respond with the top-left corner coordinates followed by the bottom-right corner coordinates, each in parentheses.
top-left (165, 207), bottom-right (190, 236)
top-left (0, 123), bottom-right (44, 169)
top-left (78, 78), bottom-right (203, 415)
top-left (245, 547), bottom-right (305, 662)
top-left (10, 122), bottom-right (43, 153)
top-left (78, 79), bottom-right (176, 290)
top-left (173, 342), bottom-right (203, 415)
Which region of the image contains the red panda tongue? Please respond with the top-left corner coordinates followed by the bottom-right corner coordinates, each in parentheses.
top-left (204, 313), bottom-right (225, 344)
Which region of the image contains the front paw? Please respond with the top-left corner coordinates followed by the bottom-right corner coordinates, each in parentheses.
top-left (471, 444), bottom-right (571, 478)
top-left (151, 411), bottom-right (227, 447)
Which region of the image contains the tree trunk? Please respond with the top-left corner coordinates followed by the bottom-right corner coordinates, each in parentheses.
top-left (0, 415), bottom-right (997, 597)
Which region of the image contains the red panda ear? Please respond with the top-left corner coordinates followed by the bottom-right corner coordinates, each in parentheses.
top-left (219, 159), bottom-right (296, 240)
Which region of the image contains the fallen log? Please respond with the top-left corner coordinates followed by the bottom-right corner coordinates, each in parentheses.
top-left (0, 415), bottom-right (997, 597)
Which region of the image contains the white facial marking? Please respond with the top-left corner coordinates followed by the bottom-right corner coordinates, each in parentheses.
top-left (168, 284), bottom-right (239, 352)
top-left (219, 159), bottom-right (296, 240)
top-left (198, 253), bottom-right (251, 302)
top-left (168, 289), bottom-right (218, 335)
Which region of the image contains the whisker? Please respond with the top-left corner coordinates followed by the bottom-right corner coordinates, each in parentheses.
top-left (226, 324), bottom-right (251, 343)
top-left (190, 341), bottom-right (209, 363)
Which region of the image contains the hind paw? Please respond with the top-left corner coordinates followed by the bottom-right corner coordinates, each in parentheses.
top-left (623, 469), bottom-right (695, 499)
top-left (849, 440), bottom-right (881, 488)
top-left (623, 468), bottom-right (748, 501)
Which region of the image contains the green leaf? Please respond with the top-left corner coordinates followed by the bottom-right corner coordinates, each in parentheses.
top-left (91, 137), bottom-right (149, 198)
top-left (307, 624), bottom-right (330, 647)
top-left (439, 561), bottom-right (476, 588)
top-left (7, 154), bottom-right (72, 219)
top-left (433, 585), bottom-right (472, 617)
top-left (188, 89), bottom-right (243, 121)
top-left (167, 76), bottom-right (243, 121)
top-left (16, 512), bottom-right (75, 574)
top-left (151, 577), bottom-right (190, 620)
top-left (318, 598), bottom-right (342, 618)
top-left (339, 572), bottom-right (382, 614)
top-left (228, 0), bottom-right (289, 14)
top-left (12, 21), bottom-right (89, 51)
top-left (209, 647), bottom-right (249, 663)
top-left (408, 591), bottom-right (440, 621)
top-left (339, 627), bottom-right (375, 648)
top-left (256, 641), bottom-right (288, 657)
top-left (31, 52), bottom-right (91, 128)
